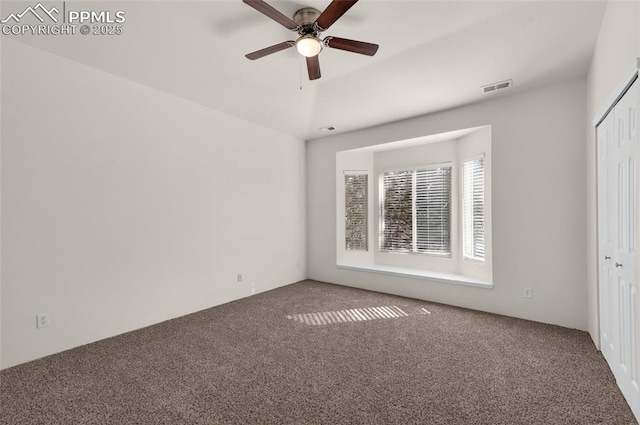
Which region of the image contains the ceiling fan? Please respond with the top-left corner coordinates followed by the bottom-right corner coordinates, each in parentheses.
top-left (243, 0), bottom-right (379, 80)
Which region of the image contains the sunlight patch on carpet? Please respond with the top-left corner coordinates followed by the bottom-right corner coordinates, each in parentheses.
top-left (286, 306), bottom-right (410, 326)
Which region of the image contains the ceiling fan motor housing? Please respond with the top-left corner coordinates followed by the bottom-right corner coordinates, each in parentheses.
top-left (294, 7), bottom-right (321, 35)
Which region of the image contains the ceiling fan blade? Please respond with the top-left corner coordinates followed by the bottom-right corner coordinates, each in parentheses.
top-left (325, 37), bottom-right (378, 56)
top-left (243, 0), bottom-right (298, 30)
top-left (315, 0), bottom-right (358, 31)
top-left (306, 55), bottom-right (321, 80)
top-left (245, 41), bottom-right (295, 60)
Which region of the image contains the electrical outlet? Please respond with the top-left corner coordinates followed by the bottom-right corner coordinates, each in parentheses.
top-left (36, 313), bottom-right (50, 329)
top-left (237, 273), bottom-right (243, 283)
top-left (523, 288), bottom-right (532, 298)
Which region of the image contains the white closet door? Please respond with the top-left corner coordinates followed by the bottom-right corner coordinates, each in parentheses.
top-left (598, 101), bottom-right (617, 361)
top-left (598, 78), bottom-right (639, 418)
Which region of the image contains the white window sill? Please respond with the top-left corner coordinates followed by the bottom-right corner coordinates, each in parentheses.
top-left (337, 264), bottom-right (494, 289)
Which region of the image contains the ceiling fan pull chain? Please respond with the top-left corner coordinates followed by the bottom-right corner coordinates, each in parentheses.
top-left (299, 59), bottom-right (303, 91)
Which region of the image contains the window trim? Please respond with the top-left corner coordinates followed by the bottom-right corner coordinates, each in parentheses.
top-left (337, 264), bottom-right (494, 289)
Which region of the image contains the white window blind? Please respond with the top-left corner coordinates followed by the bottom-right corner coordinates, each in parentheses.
top-left (463, 158), bottom-right (485, 261)
top-left (345, 174), bottom-right (368, 251)
top-left (381, 166), bottom-right (452, 256)
top-left (381, 171), bottom-right (413, 251)
top-left (416, 167), bottom-right (452, 255)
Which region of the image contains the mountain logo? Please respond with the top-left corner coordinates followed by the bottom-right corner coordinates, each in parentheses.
top-left (1, 3), bottom-right (59, 24)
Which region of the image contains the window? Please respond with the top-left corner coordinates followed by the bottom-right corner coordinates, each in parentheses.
top-left (463, 158), bottom-right (485, 261)
top-left (336, 126), bottom-right (492, 286)
top-left (380, 165), bottom-right (452, 256)
top-left (345, 173), bottom-right (368, 251)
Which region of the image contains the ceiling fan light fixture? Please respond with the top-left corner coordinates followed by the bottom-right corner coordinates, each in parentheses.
top-left (296, 35), bottom-right (322, 57)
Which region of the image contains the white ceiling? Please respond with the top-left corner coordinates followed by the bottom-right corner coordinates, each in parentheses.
top-left (4, 0), bottom-right (607, 140)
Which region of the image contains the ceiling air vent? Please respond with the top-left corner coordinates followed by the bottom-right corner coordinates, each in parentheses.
top-left (482, 79), bottom-right (512, 94)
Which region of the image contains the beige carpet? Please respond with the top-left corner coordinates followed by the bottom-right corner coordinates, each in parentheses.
top-left (1, 280), bottom-right (637, 424)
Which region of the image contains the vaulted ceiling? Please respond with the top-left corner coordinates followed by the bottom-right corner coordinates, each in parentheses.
top-left (3, 0), bottom-right (607, 140)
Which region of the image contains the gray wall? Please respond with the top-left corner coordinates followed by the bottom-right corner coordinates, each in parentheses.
top-left (1, 40), bottom-right (306, 369)
top-left (308, 79), bottom-right (587, 330)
